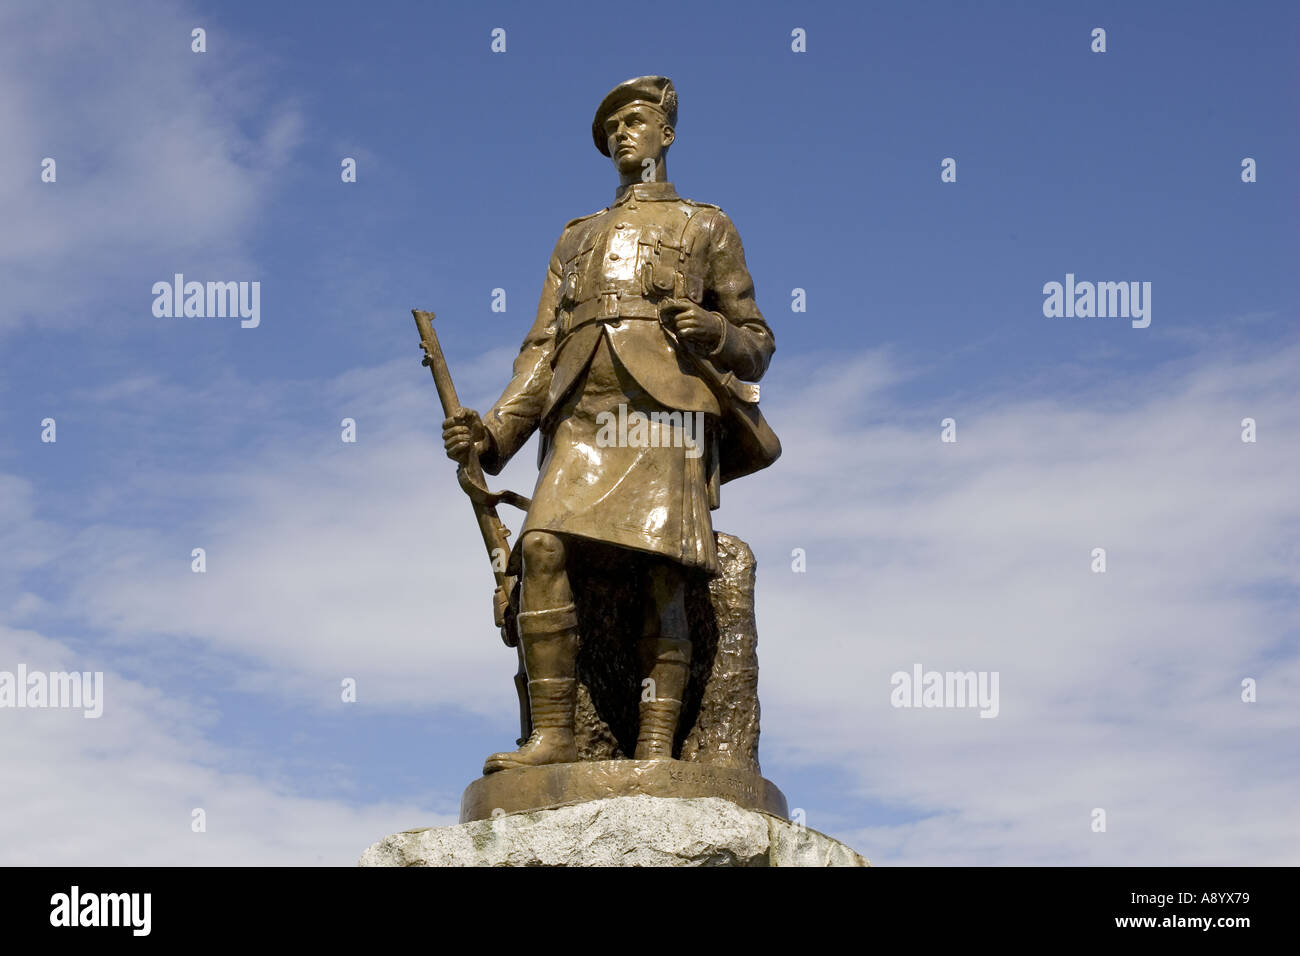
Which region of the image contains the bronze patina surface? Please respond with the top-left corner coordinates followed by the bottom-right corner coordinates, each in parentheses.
top-left (429, 75), bottom-right (782, 820)
top-left (460, 759), bottom-right (788, 823)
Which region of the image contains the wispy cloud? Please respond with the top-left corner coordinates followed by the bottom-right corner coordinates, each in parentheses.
top-left (4, 336), bottom-right (1297, 863)
top-left (0, 0), bottom-right (300, 332)
top-left (0, 623), bottom-right (452, 865)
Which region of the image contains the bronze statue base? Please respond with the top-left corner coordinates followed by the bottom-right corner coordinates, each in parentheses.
top-left (459, 759), bottom-right (788, 823)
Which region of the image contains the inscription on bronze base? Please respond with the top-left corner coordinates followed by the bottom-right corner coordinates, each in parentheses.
top-left (460, 759), bottom-right (789, 823)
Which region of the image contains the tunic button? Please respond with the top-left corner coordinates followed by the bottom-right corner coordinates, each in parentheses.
top-left (609, 253), bottom-right (620, 260)
top-left (616, 222), bottom-right (629, 229)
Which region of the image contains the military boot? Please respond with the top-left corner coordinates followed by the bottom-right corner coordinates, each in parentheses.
top-left (634, 635), bottom-right (691, 759)
top-left (483, 604), bottom-right (579, 774)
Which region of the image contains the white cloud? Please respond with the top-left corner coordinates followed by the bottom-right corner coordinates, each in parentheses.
top-left (0, 0), bottom-right (300, 332)
top-left (742, 340), bottom-right (1300, 864)
top-left (4, 338), bottom-right (1299, 864)
top-left (0, 624), bottom-right (453, 866)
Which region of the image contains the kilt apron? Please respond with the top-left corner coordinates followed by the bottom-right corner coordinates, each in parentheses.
top-left (521, 332), bottom-right (720, 576)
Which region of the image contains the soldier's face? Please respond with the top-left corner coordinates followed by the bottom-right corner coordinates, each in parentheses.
top-left (603, 104), bottom-right (673, 175)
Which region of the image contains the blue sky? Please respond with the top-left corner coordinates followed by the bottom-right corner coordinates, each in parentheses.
top-left (1, 0), bottom-right (1297, 865)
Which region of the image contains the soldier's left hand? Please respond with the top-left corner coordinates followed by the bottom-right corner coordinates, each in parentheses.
top-left (660, 299), bottom-right (724, 351)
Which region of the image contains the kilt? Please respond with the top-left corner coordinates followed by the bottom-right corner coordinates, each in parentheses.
top-left (520, 333), bottom-right (719, 576)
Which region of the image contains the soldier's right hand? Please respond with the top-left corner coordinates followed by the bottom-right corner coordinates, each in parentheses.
top-left (442, 408), bottom-right (488, 464)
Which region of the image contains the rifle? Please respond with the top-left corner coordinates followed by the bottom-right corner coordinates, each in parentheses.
top-left (412, 309), bottom-right (533, 745)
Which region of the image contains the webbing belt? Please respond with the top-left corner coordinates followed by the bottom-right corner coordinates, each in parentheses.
top-left (568, 293), bottom-right (662, 322)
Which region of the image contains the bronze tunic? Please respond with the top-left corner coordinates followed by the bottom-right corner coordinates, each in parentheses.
top-left (479, 181), bottom-right (777, 576)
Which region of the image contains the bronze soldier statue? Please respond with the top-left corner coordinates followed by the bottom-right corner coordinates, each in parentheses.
top-left (443, 75), bottom-right (779, 775)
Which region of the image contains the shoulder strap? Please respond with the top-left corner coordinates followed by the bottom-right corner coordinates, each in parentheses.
top-left (564, 208), bottom-right (606, 229)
